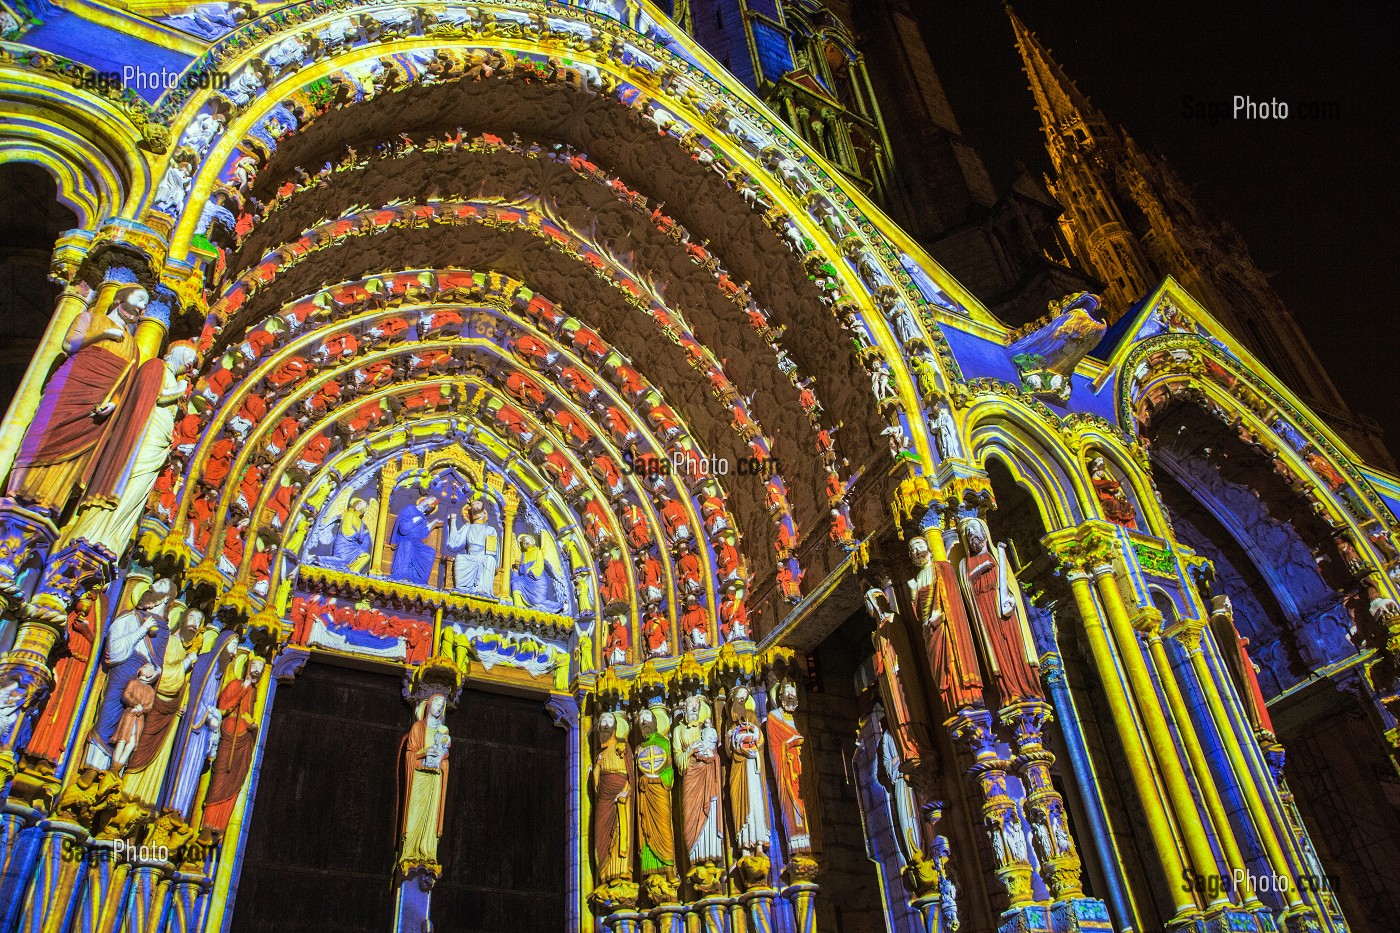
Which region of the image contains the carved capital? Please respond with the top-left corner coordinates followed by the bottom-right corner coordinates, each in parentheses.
top-left (1170, 620), bottom-right (1207, 657)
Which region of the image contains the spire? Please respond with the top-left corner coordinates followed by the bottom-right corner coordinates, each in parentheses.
top-left (1006, 5), bottom-right (1114, 149)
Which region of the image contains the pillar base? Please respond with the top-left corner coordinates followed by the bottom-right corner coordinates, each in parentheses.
top-left (693, 895), bottom-right (731, 933)
top-left (393, 865), bottom-right (435, 933)
top-left (1050, 897), bottom-right (1113, 933)
top-left (911, 893), bottom-right (942, 933)
top-left (1277, 905), bottom-right (1323, 933)
top-left (738, 887), bottom-right (777, 933)
top-left (601, 909), bottom-right (645, 933)
top-left (998, 903), bottom-right (1052, 933)
top-left (649, 903), bottom-right (686, 933)
top-left (782, 881), bottom-right (818, 933)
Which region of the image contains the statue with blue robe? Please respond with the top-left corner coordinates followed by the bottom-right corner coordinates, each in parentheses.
top-left (85, 579), bottom-right (176, 770)
top-left (511, 534), bottom-right (567, 613)
top-left (390, 497), bottom-right (441, 586)
top-left (163, 630), bottom-right (237, 818)
top-left (317, 497), bottom-right (374, 573)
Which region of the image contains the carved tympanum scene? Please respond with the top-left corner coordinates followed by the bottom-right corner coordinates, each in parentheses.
top-left (0, 1), bottom-right (1395, 932)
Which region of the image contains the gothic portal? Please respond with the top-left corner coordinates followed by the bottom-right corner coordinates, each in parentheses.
top-left (0, 2), bottom-right (1395, 933)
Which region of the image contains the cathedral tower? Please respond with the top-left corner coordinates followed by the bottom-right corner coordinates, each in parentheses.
top-left (1009, 7), bottom-right (1389, 465)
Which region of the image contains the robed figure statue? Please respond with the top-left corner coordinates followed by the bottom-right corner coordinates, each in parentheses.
top-left (956, 518), bottom-right (1043, 704)
top-left (201, 654), bottom-right (266, 832)
top-left (865, 573), bottom-right (934, 767)
top-left (634, 703), bottom-right (677, 897)
top-left (725, 686), bottom-right (769, 856)
top-left (906, 533), bottom-right (984, 716)
top-left (64, 343), bottom-right (197, 558)
top-left (591, 711), bottom-right (634, 888)
top-left (399, 693), bottom-right (451, 875)
top-left (8, 285), bottom-right (149, 516)
top-left (674, 693), bottom-right (724, 867)
top-left (765, 678), bottom-right (811, 853)
top-left (390, 496), bottom-right (441, 585)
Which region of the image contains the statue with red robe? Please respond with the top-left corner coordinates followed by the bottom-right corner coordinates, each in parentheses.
top-left (765, 678), bottom-right (811, 853)
top-left (7, 285), bottom-right (148, 515)
top-left (27, 590), bottom-right (102, 763)
top-left (201, 655), bottom-right (266, 832)
top-left (905, 535), bottom-right (984, 716)
top-left (956, 518), bottom-right (1042, 704)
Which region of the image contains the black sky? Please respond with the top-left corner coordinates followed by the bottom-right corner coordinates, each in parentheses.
top-left (912, 1), bottom-right (1399, 458)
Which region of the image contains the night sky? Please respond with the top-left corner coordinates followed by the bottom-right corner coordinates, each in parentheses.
top-left (913, 1), bottom-right (1399, 458)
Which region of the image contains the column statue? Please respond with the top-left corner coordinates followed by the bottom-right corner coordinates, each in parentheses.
top-left (591, 710), bottom-right (635, 894)
top-left (634, 698), bottom-right (678, 904)
top-left (765, 676), bottom-right (811, 854)
top-left (84, 577), bottom-right (175, 770)
top-left (25, 588), bottom-right (101, 765)
top-left (905, 532), bottom-right (984, 717)
top-left (725, 685), bottom-right (769, 858)
top-left (165, 631), bottom-right (238, 819)
top-left (865, 571), bottom-right (935, 765)
top-left (956, 518), bottom-right (1043, 704)
top-left (399, 692), bottom-right (451, 876)
top-left (673, 688), bottom-right (724, 892)
top-left (200, 653), bottom-right (266, 833)
top-left (6, 285), bottom-right (148, 516)
top-left (122, 608), bottom-right (208, 803)
top-left (63, 342), bottom-right (197, 557)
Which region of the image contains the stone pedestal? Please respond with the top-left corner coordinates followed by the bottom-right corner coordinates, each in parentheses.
top-left (394, 866), bottom-right (435, 933)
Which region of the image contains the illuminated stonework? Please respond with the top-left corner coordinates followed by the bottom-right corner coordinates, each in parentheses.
top-left (0, 2), bottom-right (1391, 932)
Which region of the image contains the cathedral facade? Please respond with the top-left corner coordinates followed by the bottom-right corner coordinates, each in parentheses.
top-left (0, 2), bottom-right (1395, 932)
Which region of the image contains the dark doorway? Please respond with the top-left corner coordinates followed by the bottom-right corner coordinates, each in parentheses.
top-left (432, 687), bottom-right (568, 931)
top-left (228, 660), bottom-right (402, 933)
top-left (228, 662), bottom-right (569, 932)
top-left (0, 163), bottom-right (75, 413)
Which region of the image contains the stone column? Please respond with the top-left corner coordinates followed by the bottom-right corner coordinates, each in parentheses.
top-left (1173, 622), bottom-right (1325, 930)
top-left (948, 707), bottom-right (1033, 909)
top-left (1139, 611), bottom-right (1258, 909)
top-left (1042, 531), bottom-right (1202, 923)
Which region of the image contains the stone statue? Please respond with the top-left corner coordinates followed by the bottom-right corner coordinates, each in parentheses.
top-left (26, 589), bottom-right (101, 763)
top-left (591, 710), bottom-right (634, 889)
top-left (957, 518), bottom-right (1042, 704)
top-left (931, 398), bottom-right (961, 461)
top-left (165, 630), bottom-right (237, 818)
top-left (674, 692), bottom-right (724, 868)
top-left (906, 534), bottom-right (984, 715)
top-left (85, 577), bottom-right (175, 770)
top-left (201, 653), bottom-right (266, 832)
top-left (65, 342), bottom-right (198, 557)
top-left (865, 572), bottom-right (934, 766)
top-left (446, 497), bottom-right (499, 598)
top-left (7, 284), bottom-right (147, 515)
top-left (765, 677), bottom-right (811, 853)
top-left (634, 702), bottom-right (677, 899)
top-left (399, 692), bottom-right (451, 874)
top-left (111, 663), bottom-right (159, 776)
top-left (390, 496), bottom-right (442, 585)
top-left (1089, 456), bottom-right (1137, 529)
top-left (315, 495), bottom-right (374, 573)
top-left (122, 607), bottom-right (208, 803)
top-left (725, 686), bottom-right (769, 856)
